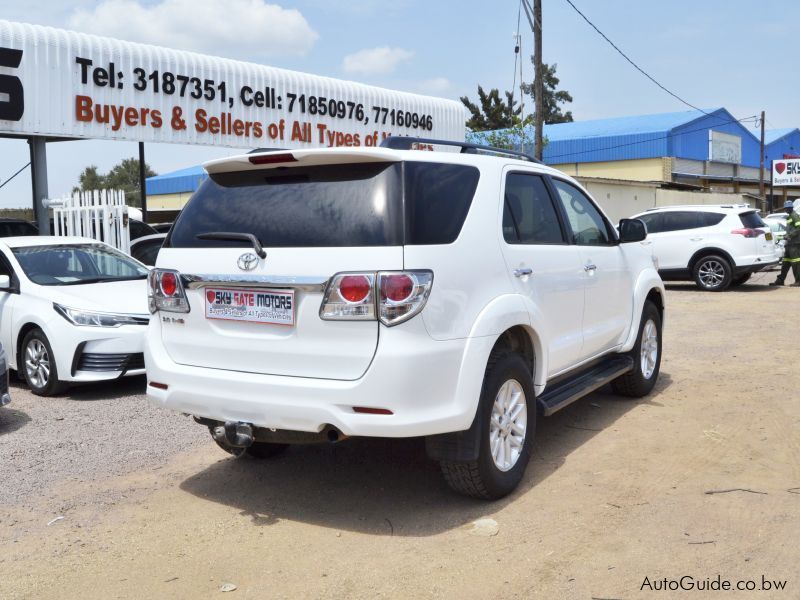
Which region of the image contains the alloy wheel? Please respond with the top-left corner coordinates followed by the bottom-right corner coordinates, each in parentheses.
top-left (640, 319), bottom-right (659, 379)
top-left (489, 379), bottom-right (527, 472)
top-left (25, 339), bottom-right (50, 389)
top-left (698, 260), bottom-right (725, 288)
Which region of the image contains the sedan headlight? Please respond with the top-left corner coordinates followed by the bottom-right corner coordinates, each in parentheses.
top-left (53, 303), bottom-right (149, 327)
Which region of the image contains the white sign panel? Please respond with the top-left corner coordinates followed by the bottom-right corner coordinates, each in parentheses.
top-left (708, 130), bottom-right (741, 164)
top-left (0, 20), bottom-right (465, 149)
top-left (772, 158), bottom-right (800, 187)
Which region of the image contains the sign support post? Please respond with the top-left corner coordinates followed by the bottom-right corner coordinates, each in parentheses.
top-left (28, 136), bottom-right (50, 235)
top-left (138, 141), bottom-right (147, 223)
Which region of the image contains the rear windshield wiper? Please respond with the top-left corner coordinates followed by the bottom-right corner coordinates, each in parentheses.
top-left (195, 232), bottom-right (267, 258)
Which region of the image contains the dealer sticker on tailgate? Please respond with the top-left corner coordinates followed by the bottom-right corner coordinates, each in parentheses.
top-left (205, 287), bottom-right (295, 326)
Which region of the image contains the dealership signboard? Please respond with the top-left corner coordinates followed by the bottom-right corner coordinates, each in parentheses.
top-left (772, 158), bottom-right (800, 187)
top-left (0, 20), bottom-right (465, 149)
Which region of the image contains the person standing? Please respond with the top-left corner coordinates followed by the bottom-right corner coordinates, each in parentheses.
top-left (770, 200), bottom-right (800, 286)
top-left (782, 200), bottom-right (800, 286)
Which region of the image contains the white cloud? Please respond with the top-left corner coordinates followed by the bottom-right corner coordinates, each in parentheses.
top-left (342, 47), bottom-right (414, 76)
top-left (413, 77), bottom-right (452, 96)
top-left (67, 0), bottom-right (318, 59)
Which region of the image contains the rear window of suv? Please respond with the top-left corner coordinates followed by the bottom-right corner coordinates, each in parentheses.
top-left (739, 211), bottom-right (767, 228)
top-left (167, 161), bottom-right (479, 248)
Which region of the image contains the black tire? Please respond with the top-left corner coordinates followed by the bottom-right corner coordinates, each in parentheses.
top-left (213, 437), bottom-right (288, 459)
top-left (692, 255), bottom-right (732, 291)
top-left (731, 273), bottom-right (751, 286)
top-left (612, 301), bottom-right (662, 398)
top-left (20, 329), bottom-right (67, 396)
top-left (440, 353), bottom-right (535, 500)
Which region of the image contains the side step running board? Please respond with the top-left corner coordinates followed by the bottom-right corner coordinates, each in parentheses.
top-left (537, 356), bottom-right (634, 416)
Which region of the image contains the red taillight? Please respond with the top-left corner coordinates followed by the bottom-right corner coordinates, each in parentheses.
top-left (730, 228), bottom-right (764, 238)
top-left (149, 381), bottom-right (169, 390)
top-left (160, 271), bottom-right (178, 296)
top-left (338, 275), bottom-right (371, 303)
top-left (248, 153), bottom-right (297, 165)
top-left (380, 273), bottom-right (414, 302)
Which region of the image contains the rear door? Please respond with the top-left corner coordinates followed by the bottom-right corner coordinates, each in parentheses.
top-left (644, 211), bottom-right (708, 270)
top-left (499, 170), bottom-right (585, 376)
top-left (159, 162), bottom-right (404, 381)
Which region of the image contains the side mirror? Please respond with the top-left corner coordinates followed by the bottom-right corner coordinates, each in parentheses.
top-left (0, 275), bottom-right (10, 290)
top-left (619, 218), bottom-right (647, 243)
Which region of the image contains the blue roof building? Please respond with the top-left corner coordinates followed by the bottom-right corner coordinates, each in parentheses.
top-left (145, 165), bottom-right (208, 215)
top-left (474, 107), bottom-right (765, 191)
top-left (764, 128), bottom-right (800, 165)
top-left (541, 108), bottom-right (761, 168)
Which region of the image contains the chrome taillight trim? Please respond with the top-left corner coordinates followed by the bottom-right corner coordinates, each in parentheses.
top-left (182, 274), bottom-right (328, 293)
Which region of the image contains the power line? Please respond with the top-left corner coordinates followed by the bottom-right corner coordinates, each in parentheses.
top-left (0, 162), bottom-right (31, 191)
top-left (563, 0), bottom-right (711, 116)
top-left (545, 115), bottom-right (758, 161)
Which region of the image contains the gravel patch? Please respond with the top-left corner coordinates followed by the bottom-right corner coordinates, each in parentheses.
top-left (0, 375), bottom-right (207, 506)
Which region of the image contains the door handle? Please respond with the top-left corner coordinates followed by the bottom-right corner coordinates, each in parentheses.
top-left (584, 264), bottom-right (597, 272)
top-left (690, 237), bottom-right (703, 241)
top-left (513, 268), bottom-right (533, 277)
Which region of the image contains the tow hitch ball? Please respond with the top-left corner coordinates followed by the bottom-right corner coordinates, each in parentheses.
top-left (212, 421), bottom-right (255, 448)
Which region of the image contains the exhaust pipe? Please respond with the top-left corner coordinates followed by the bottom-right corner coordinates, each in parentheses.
top-left (325, 426), bottom-right (348, 443)
top-left (212, 421), bottom-right (254, 448)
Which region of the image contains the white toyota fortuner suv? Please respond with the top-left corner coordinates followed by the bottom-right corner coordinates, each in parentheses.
top-left (146, 138), bottom-right (665, 499)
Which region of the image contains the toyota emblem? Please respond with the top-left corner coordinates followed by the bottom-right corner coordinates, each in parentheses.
top-left (237, 252), bottom-right (260, 271)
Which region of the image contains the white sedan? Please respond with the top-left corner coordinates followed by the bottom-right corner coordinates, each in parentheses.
top-left (0, 237), bottom-right (149, 395)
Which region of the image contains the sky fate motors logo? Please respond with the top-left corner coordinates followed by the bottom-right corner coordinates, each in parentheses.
top-left (772, 158), bottom-right (800, 186)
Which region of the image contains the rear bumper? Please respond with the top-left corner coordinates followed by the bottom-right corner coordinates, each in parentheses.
top-left (145, 316), bottom-right (487, 438)
top-left (734, 257), bottom-right (780, 275)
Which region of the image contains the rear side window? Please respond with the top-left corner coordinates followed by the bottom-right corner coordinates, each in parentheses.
top-left (739, 211), bottom-right (766, 228)
top-left (168, 161), bottom-right (478, 248)
top-left (699, 212), bottom-right (725, 227)
top-left (503, 173), bottom-right (564, 244)
top-left (404, 162), bottom-right (479, 245)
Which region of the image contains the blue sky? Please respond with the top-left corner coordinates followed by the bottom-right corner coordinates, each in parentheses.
top-left (0, 0), bottom-right (796, 208)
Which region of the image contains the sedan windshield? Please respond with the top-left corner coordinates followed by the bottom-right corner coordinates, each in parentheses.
top-left (12, 244), bottom-right (148, 286)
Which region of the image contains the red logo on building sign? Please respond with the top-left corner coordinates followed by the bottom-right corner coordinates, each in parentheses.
top-left (775, 162), bottom-right (786, 174)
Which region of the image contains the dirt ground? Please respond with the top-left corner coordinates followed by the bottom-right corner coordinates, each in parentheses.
top-left (2, 270), bottom-right (798, 599)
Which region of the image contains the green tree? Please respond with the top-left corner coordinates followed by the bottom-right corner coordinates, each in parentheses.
top-left (460, 86), bottom-right (523, 132)
top-left (74, 158), bottom-right (156, 207)
top-left (521, 61), bottom-right (573, 124)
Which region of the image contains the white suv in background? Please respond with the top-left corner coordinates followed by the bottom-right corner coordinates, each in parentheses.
top-left (631, 205), bottom-right (779, 291)
top-left (146, 139), bottom-right (665, 499)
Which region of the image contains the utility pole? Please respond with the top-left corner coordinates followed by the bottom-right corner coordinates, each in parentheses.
top-left (533, 0), bottom-right (544, 160)
top-left (758, 110), bottom-right (765, 211)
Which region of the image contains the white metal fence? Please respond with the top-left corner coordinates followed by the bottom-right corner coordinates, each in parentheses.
top-left (48, 189), bottom-right (131, 253)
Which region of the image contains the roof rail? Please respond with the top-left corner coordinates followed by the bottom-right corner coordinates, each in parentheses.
top-left (645, 203), bottom-right (752, 211)
top-left (379, 137), bottom-right (543, 164)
